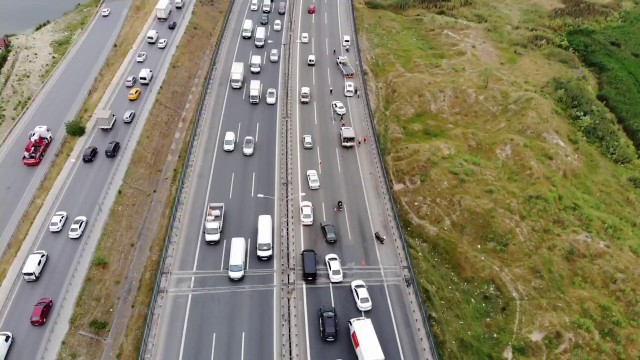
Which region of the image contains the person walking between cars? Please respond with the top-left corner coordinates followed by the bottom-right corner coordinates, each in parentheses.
top-left (341, 119), bottom-right (346, 127)
top-left (330, 87), bottom-right (333, 95)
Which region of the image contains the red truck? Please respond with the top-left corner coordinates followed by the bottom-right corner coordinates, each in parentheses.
top-left (23, 126), bottom-right (53, 166)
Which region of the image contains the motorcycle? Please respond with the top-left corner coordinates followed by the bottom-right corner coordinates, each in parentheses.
top-left (337, 200), bottom-right (343, 211)
top-left (375, 232), bottom-right (386, 244)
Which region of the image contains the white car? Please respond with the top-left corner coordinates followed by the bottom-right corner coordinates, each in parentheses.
top-left (302, 135), bottom-right (313, 149)
top-left (251, 0), bottom-right (258, 10)
top-left (270, 49), bottom-right (279, 63)
top-left (136, 52), bottom-right (147, 63)
top-left (243, 136), bottom-right (255, 156)
top-left (223, 131), bottom-right (236, 152)
top-left (301, 33), bottom-right (309, 43)
top-left (68, 216), bottom-right (87, 239)
top-left (124, 76), bottom-right (136, 87)
top-left (158, 39), bottom-right (168, 49)
top-left (300, 201), bottom-right (313, 225)
top-left (307, 54), bottom-right (315, 66)
top-left (306, 170), bottom-right (319, 190)
top-left (331, 101), bottom-right (346, 115)
top-left (266, 88), bottom-right (277, 105)
top-left (101, 8), bottom-right (111, 16)
top-left (48, 211), bottom-right (68, 232)
top-left (273, 20), bottom-right (282, 31)
top-left (325, 254), bottom-right (343, 283)
top-left (344, 81), bottom-right (355, 97)
top-left (350, 280), bottom-right (372, 311)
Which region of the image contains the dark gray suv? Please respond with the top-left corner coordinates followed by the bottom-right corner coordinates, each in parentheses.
top-left (319, 306), bottom-right (337, 341)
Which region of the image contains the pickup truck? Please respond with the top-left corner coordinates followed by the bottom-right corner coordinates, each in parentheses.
top-left (336, 56), bottom-right (355, 78)
top-left (204, 203), bottom-right (224, 244)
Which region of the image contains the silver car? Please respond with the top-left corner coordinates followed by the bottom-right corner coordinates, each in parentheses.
top-left (243, 136), bottom-right (255, 156)
top-left (123, 110), bottom-right (135, 123)
top-left (270, 49), bottom-right (279, 63)
top-left (302, 135), bottom-right (313, 149)
top-left (124, 76), bottom-right (136, 87)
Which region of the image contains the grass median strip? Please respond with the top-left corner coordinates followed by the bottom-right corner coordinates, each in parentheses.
top-left (0, 0), bottom-right (156, 288)
top-left (57, 0), bottom-right (228, 358)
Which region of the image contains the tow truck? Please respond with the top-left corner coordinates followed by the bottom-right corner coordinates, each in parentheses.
top-left (336, 56), bottom-right (355, 78)
top-left (22, 126), bottom-right (53, 166)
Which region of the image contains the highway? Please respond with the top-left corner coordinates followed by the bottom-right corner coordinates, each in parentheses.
top-left (291, 0), bottom-right (429, 359)
top-left (0, 0), bottom-right (130, 255)
top-left (148, 0), bottom-right (286, 359)
top-left (0, 4), bottom-right (192, 358)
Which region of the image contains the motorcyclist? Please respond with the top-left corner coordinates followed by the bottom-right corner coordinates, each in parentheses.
top-left (337, 200), bottom-right (343, 210)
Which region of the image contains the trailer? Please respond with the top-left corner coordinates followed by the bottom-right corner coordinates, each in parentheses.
top-left (230, 62), bottom-right (244, 89)
top-left (340, 126), bottom-right (356, 147)
top-left (348, 317), bottom-right (385, 360)
top-left (336, 56), bottom-right (355, 78)
top-left (204, 203), bottom-right (224, 244)
top-left (155, 0), bottom-right (172, 21)
top-left (95, 109), bottom-right (116, 131)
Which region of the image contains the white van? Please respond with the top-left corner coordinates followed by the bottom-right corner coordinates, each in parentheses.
top-left (22, 250), bottom-right (48, 282)
top-left (0, 332), bottom-right (13, 360)
top-left (139, 68), bottom-right (153, 84)
top-left (256, 215), bottom-right (273, 260)
top-left (228, 237), bottom-right (247, 280)
top-left (300, 87), bottom-right (311, 103)
top-left (262, 0), bottom-right (272, 13)
top-left (342, 35), bottom-right (351, 47)
top-left (250, 55), bottom-right (261, 73)
top-left (251, 0), bottom-right (259, 11)
top-left (242, 19), bottom-right (254, 39)
top-left (254, 26), bottom-right (266, 48)
top-left (175, 0), bottom-right (186, 8)
top-left (146, 30), bottom-right (159, 43)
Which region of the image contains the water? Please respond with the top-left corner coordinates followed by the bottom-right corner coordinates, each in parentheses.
top-left (0, 0), bottom-right (90, 35)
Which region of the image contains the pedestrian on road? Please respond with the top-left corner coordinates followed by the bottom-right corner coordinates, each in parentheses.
top-left (341, 119), bottom-right (346, 127)
top-left (333, 48), bottom-right (336, 55)
top-left (357, 139), bottom-right (361, 146)
top-left (363, 136), bottom-right (367, 143)
top-left (330, 87), bottom-right (333, 94)
top-left (319, 160), bottom-right (323, 167)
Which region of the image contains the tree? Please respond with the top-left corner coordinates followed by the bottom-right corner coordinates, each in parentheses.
top-left (65, 119), bottom-right (85, 137)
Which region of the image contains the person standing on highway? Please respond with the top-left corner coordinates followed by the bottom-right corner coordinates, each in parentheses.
top-left (330, 87), bottom-right (333, 94)
top-left (333, 48), bottom-right (336, 55)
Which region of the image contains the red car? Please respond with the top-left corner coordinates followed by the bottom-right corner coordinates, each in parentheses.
top-left (30, 298), bottom-right (53, 326)
top-left (308, 5), bottom-right (316, 14)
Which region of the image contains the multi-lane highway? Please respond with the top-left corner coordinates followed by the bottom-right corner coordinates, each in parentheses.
top-left (148, 1), bottom-right (287, 358)
top-left (0, 4), bottom-right (192, 358)
top-left (0, 0), bottom-right (130, 254)
top-left (292, 0), bottom-right (428, 359)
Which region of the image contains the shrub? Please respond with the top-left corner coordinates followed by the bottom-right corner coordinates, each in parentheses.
top-left (88, 319), bottom-right (108, 331)
top-left (92, 254), bottom-right (108, 267)
top-left (65, 119), bottom-right (86, 137)
top-left (34, 20), bottom-right (51, 32)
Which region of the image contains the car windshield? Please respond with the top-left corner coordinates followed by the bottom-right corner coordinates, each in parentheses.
top-left (225, 139), bottom-right (233, 145)
top-left (258, 243), bottom-right (272, 250)
top-left (229, 264), bottom-right (243, 272)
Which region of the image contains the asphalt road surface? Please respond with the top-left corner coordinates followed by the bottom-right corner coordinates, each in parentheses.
top-left (0, 0), bottom-right (130, 255)
top-left (0, 5), bottom-right (191, 358)
top-left (149, 1), bottom-right (287, 359)
top-left (292, 0), bottom-right (430, 359)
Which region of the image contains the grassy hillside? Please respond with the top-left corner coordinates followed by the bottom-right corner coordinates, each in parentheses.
top-left (356, 0), bottom-right (640, 358)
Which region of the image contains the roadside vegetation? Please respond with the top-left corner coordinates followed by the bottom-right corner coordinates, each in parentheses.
top-left (57, 0), bottom-right (229, 358)
top-left (356, 0), bottom-right (640, 358)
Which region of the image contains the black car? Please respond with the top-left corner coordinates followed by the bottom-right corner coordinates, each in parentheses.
top-left (319, 306), bottom-right (338, 341)
top-left (320, 223), bottom-right (337, 243)
top-left (82, 146), bottom-right (98, 162)
top-left (168, 21), bottom-right (177, 30)
top-left (105, 141), bottom-right (121, 158)
top-left (260, 13), bottom-right (269, 25)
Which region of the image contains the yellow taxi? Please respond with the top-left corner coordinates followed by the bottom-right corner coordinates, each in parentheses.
top-left (128, 88), bottom-right (141, 101)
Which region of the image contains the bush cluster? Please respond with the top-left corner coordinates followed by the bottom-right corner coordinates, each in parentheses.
top-left (549, 77), bottom-right (635, 164)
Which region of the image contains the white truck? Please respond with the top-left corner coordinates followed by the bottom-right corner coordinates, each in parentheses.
top-left (155, 0), bottom-right (172, 21)
top-left (96, 109), bottom-right (116, 131)
top-left (204, 203), bottom-right (224, 244)
top-left (348, 317), bottom-right (385, 360)
top-left (249, 80), bottom-right (261, 104)
top-left (336, 56), bottom-right (355, 78)
top-left (230, 62), bottom-right (244, 89)
top-left (340, 126), bottom-right (356, 147)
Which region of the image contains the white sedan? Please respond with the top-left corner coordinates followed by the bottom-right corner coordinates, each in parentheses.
top-left (266, 88), bottom-right (277, 105)
top-left (158, 39), bottom-right (168, 49)
top-left (301, 33), bottom-right (309, 43)
top-left (274, 20), bottom-right (282, 32)
top-left (101, 8), bottom-right (111, 16)
top-left (350, 280), bottom-right (372, 311)
top-left (306, 170), bottom-right (319, 190)
top-left (331, 101), bottom-right (346, 115)
top-left (325, 254), bottom-right (343, 283)
top-left (136, 52), bottom-right (147, 63)
top-left (68, 216), bottom-right (87, 239)
top-left (344, 81), bottom-right (355, 97)
top-left (300, 201), bottom-right (313, 225)
top-left (48, 211), bottom-right (68, 232)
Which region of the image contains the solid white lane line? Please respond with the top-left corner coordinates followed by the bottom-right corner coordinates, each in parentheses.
top-left (327, 67), bottom-right (331, 87)
top-left (312, 66), bottom-right (316, 85)
top-left (335, 147), bottom-right (341, 173)
top-left (252, 172), bottom-right (255, 197)
top-left (255, 122), bottom-right (260, 142)
top-left (329, 283), bottom-right (335, 307)
top-left (344, 202), bottom-right (352, 240)
top-left (263, 51), bottom-right (267, 63)
top-left (324, 11), bottom-right (327, 25)
top-left (229, 172), bottom-right (235, 198)
top-left (220, 239), bottom-right (227, 271)
top-left (325, 37), bottom-right (328, 56)
top-left (241, 332), bottom-right (246, 360)
top-left (243, 85), bottom-right (247, 99)
top-left (317, 147), bottom-right (321, 174)
top-left (313, 101), bottom-right (318, 125)
top-left (322, 202), bottom-right (326, 222)
top-left (237, 122), bottom-right (242, 141)
top-left (248, 50), bottom-right (252, 63)
top-left (178, 1), bottom-right (252, 357)
top-left (211, 333), bottom-right (216, 360)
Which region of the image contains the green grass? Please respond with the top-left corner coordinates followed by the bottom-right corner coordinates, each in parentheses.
top-left (568, 7), bottom-right (640, 150)
top-left (357, 0), bottom-right (640, 358)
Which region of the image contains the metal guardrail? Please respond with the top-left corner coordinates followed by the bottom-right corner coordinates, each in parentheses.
top-left (137, 1), bottom-right (235, 357)
top-left (348, 1), bottom-right (441, 359)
